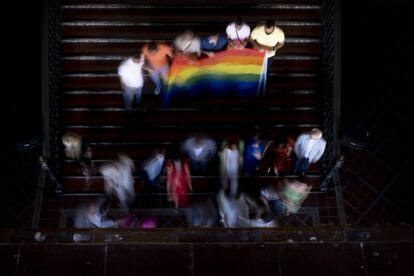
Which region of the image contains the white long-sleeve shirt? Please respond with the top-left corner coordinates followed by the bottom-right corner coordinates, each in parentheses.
top-left (294, 133), bottom-right (326, 163)
top-left (118, 56), bottom-right (144, 88)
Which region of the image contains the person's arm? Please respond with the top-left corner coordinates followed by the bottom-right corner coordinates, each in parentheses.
top-left (249, 37), bottom-right (262, 50)
top-left (195, 39), bottom-right (202, 57)
top-left (275, 40), bottom-right (285, 50)
top-left (250, 34), bottom-right (276, 51)
top-left (186, 164), bottom-right (193, 192)
top-left (260, 196), bottom-right (270, 208)
top-left (275, 31), bottom-right (285, 51)
top-left (166, 46), bottom-right (174, 58)
top-left (210, 140), bottom-right (218, 159)
top-left (201, 50), bottom-right (215, 57)
top-left (166, 164), bottom-right (173, 201)
top-left (313, 140), bottom-right (326, 163)
top-left (139, 53), bottom-right (145, 65)
top-left (142, 57), bottom-right (154, 73)
top-left (118, 67), bottom-right (127, 88)
top-left (294, 135), bottom-right (304, 155)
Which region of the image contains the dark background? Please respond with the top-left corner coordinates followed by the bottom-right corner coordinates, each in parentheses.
top-left (2, 1), bottom-right (42, 147)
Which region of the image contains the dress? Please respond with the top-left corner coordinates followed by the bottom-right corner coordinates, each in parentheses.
top-left (166, 159), bottom-right (191, 208)
top-left (261, 137), bottom-right (295, 174)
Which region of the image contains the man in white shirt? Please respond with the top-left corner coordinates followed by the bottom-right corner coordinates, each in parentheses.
top-left (117, 54), bottom-right (145, 110)
top-left (181, 134), bottom-right (217, 174)
top-left (294, 128), bottom-right (326, 176)
top-left (174, 30), bottom-right (201, 57)
top-left (226, 17), bottom-right (251, 49)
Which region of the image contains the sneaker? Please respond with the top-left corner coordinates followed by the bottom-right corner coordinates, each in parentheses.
top-left (154, 88), bottom-right (161, 95)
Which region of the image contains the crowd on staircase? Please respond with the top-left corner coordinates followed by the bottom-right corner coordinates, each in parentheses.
top-left (64, 17), bottom-right (326, 228)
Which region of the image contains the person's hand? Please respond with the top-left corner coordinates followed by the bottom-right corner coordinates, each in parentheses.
top-left (143, 66), bottom-right (154, 73)
top-left (206, 52), bottom-right (215, 57)
top-left (253, 152), bottom-right (262, 160)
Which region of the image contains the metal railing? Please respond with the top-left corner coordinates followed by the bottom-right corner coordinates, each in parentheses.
top-left (320, 0), bottom-right (341, 185)
top-left (43, 0), bottom-right (62, 188)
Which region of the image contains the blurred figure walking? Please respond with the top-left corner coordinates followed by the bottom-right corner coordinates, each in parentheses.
top-left (142, 42), bottom-right (173, 95)
top-left (141, 148), bottom-right (166, 191)
top-left (166, 157), bottom-right (192, 208)
top-left (62, 131), bottom-right (96, 185)
top-left (261, 134), bottom-right (295, 175)
top-left (181, 134), bottom-right (217, 174)
top-left (219, 138), bottom-right (244, 197)
top-left (100, 154), bottom-right (136, 210)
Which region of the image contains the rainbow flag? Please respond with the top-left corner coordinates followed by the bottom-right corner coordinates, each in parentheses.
top-left (164, 49), bottom-right (267, 105)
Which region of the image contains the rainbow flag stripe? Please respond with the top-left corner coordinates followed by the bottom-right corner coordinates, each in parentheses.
top-left (165, 49), bottom-right (266, 104)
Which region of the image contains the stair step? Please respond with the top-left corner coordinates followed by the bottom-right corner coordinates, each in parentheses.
top-left (61, 108), bottom-right (321, 125)
top-left (62, 4), bottom-right (321, 22)
top-left (62, 21), bottom-right (321, 39)
top-left (62, 38), bottom-right (321, 56)
top-left (62, 124), bottom-right (319, 144)
top-left (62, 90), bottom-right (321, 108)
top-left (63, 0), bottom-right (322, 5)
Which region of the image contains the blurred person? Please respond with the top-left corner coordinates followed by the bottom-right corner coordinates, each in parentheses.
top-left (216, 189), bottom-right (240, 227)
top-left (219, 138), bottom-right (244, 197)
top-left (185, 198), bottom-right (218, 227)
top-left (74, 201), bottom-right (117, 228)
top-left (117, 53), bottom-right (145, 110)
top-left (62, 131), bottom-right (96, 184)
top-left (100, 154), bottom-right (136, 210)
top-left (226, 17), bottom-right (251, 49)
top-left (166, 157), bottom-right (192, 208)
top-left (142, 41), bottom-right (173, 95)
top-left (217, 190), bottom-right (275, 227)
top-left (294, 128), bottom-right (326, 176)
top-left (243, 133), bottom-right (267, 176)
top-left (174, 30), bottom-right (201, 58)
top-left (250, 19), bottom-right (285, 59)
top-left (181, 134), bottom-right (217, 174)
top-left (260, 182), bottom-right (287, 217)
top-left (117, 214), bottom-right (158, 229)
top-left (237, 192), bottom-right (276, 227)
top-left (278, 178), bottom-right (312, 214)
top-left (200, 30), bottom-right (228, 57)
top-left (141, 148), bottom-right (166, 191)
top-left (260, 134), bottom-right (295, 175)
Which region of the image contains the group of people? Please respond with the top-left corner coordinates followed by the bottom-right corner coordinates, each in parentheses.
top-left (64, 128), bottom-right (326, 228)
top-left (66, 17), bottom-right (327, 228)
top-left (117, 17), bottom-right (285, 110)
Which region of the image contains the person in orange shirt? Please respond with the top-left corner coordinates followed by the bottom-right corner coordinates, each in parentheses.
top-left (142, 42), bottom-right (173, 95)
